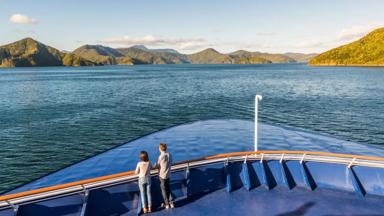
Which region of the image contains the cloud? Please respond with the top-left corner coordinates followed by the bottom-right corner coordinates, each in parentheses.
top-left (288, 22), bottom-right (384, 53)
top-left (100, 35), bottom-right (207, 50)
top-left (278, 38), bottom-right (340, 53)
top-left (338, 23), bottom-right (384, 42)
top-left (101, 35), bottom-right (277, 53)
top-left (100, 22), bottom-right (384, 54)
top-left (9, 14), bottom-right (37, 24)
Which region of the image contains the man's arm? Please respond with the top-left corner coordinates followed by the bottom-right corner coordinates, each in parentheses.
top-left (154, 155), bottom-right (162, 169)
top-left (135, 163), bottom-right (140, 174)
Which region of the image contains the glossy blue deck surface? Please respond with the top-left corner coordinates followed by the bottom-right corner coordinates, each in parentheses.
top-left (149, 187), bottom-right (384, 216)
top-left (7, 119), bottom-right (384, 194)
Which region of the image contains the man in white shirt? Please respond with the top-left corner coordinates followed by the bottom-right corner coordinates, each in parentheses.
top-left (155, 143), bottom-right (174, 208)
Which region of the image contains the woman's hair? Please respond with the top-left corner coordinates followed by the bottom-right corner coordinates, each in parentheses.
top-left (140, 151), bottom-right (149, 162)
top-left (159, 143), bottom-right (167, 151)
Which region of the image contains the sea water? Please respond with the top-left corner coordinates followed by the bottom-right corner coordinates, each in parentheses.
top-left (0, 63), bottom-right (384, 192)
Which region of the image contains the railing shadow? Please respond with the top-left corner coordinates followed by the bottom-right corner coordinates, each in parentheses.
top-left (275, 202), bottom-right (315, 216)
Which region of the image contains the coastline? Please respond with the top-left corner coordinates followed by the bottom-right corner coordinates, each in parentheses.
top-left (308, 63), bottom-right (384, 68)
top-left (0, 62), bottom-right (300, 69)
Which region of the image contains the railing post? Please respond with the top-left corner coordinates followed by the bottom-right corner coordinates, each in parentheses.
top-left (241, 155), bottom-right (251, 191)
top-left (300, 154), bottom-right (306, 164)
top-left (5, 201), bottom-right (18, 216)
top-left (348, 158), bottom-right (356, 169)
top-left (80, 185), bottom-right (89, 216)
top-left (224, 158), bottom-right (232, 192)
top-left (254, 95), bottom-right (262, 152)
top-left (186, 163), bottom-right (191, 198)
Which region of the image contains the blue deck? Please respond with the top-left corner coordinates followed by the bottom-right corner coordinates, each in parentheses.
top-left (150, 187), bottom-right (384, 216)
top-left (7, 119), bottom-right (384, 195)
top-left (4, 158), bottom-right (384, 216)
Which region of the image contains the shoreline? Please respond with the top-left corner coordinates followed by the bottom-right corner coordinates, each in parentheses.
top-left (308, 63), bottom-right (384, 68)
top-left (0, 62), bottom-right (302, 69)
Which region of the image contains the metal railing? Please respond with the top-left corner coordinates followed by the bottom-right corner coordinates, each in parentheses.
top-left (1, 150), bottom-right (384, 211)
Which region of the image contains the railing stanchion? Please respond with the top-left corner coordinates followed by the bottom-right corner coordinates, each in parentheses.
top-left (80, 185), bottom-right (89, 216)
top-left (5, 201), bottom-right (18, 216)
top-left (186, 163), bottom-right (191, 198)
top-left (300, 154), bottom-right (306, 164)
top-left (348, 158), bottom-right (357, 169)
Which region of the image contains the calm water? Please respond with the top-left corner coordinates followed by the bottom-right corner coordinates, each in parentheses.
top-left (1, 64), bottom-right (384, 193)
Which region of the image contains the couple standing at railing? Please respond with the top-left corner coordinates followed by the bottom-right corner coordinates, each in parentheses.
top-left (135, 143), bottom-right (174, 214)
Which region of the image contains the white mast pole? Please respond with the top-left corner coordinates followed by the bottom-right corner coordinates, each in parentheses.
top-left (254, 95), bottom-right (262, 152)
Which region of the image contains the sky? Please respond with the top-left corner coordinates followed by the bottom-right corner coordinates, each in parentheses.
top-left (1, 0), bottom-right (384, 54)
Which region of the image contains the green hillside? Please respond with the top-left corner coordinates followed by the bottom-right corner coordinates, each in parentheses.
top-left (62, 53), bottom-right (99, 66)
top-left (233, 56), bottom-right (271, 64)
top-left (78, 46), bottom-right (297, 65)
top-left (228, 50), bottom-right (270, 64)
top-left (309, 28), bottom-right (384, 66)
top-left (187, 49), bottom-right (296, 64)
top-left (73, 45), bottom-right (124, 65)
top-left (0, 38), bottom-right (98, 67)
top-left (254, 52), bottom-right (296, 63)
top-left (284, 53), bottom-right (317, 63)
top-left (187, 48), bottom-right (234, 64)
top-left (0, 38), bottom-right (313, 67)
top-left (117, 47), bottom-right (188, 64)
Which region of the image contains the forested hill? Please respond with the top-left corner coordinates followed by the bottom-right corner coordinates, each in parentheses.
top-left (309, 28), bottom-right (384, 66)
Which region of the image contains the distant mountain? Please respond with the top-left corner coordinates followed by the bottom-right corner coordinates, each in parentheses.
top-left (117, 47), bottom-right (189, 64)
top-left (309, 27), bottom-right (384, 66)
top-left (62, 53), bottom-right (98, 66)
top-left (187, 49), bottom-right (296, 64)
top-left (73, 45), bottom-right (135, 65)
top-left (255, 52), bottom-right (296, 63)
top-left (0, 38), bottom-right (318, 68)
top-left (187, 48), bottom-right (234, 64)
top-left (284, 53), bottom-right (317, 63)
top-left (72, 44), bottom-right (188, 65)
top-left (228, 50), bottom-right (271, 64)
top-left (131, 45), bottom-right (180, 54)
top-left (0, 38), bottom-right (98, 67)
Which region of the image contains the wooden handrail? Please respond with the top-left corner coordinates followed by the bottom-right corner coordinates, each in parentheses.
top-left (0, 170), bottom-right (133, 202)
top-left (1, 150), bottom-right (383, 202)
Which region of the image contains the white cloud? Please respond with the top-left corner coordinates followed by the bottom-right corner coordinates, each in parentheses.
top-left (100, 35), bottom-right (277, 53)
top-left (338, 23), bottom-right (384, 42)
top-left (9, 14), bottom-right (37, 24)
top-left (287, 22), bottom-right (384, 53)
top-left (99, 22), bottom-right (384, 54)
top-left (100, 35), bottom-right (207, 51)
